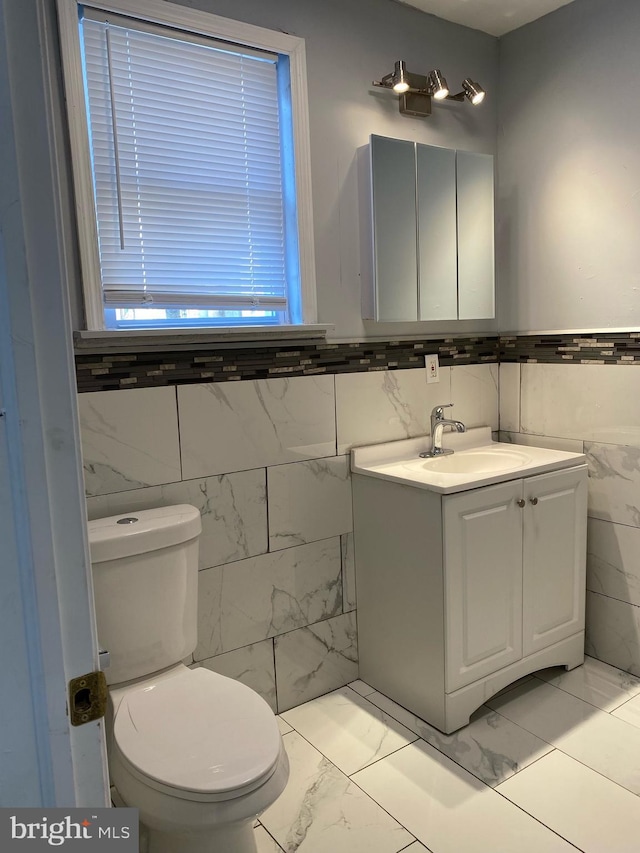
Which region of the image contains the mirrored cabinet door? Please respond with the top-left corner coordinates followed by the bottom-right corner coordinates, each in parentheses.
top-left (416, 143), bottom-right (457, 320)
top-left (371, 135), bottom-right (417, 321)
top-left (457, 150), bottom-right (495, 320)
top-left (366, 135), bottom-right (495, 323)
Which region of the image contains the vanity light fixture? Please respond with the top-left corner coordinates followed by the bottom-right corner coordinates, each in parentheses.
top-left (461, 78), bottom-right (486, 105)
top-left (373, 61), bottom-right (486, 118)
top-left (391, 60), bottom-right (410, 93)
top-left (428, 69), bottom-right (449, 100)
top-left (376, 60), bottom-right (411, 94)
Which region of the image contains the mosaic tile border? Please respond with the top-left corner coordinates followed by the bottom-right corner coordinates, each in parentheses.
top-left (75, 332), bottom-right (640, 392)
top-left (500, 332), bottom-right (640, 365)
top-left (75, 336), bottom-right (499, 393)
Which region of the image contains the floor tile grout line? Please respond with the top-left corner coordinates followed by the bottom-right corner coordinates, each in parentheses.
top-left (345, 737), bottom-right (420, 779)
top-left (347, 740), bottom-right (586, 853)
top-left (489, 683), bottom-right (640, 799)
top-left (552, 741), bottom-right (640, 800)
top-left (609, 691), bottom-right (640, 715)
top-left (277, 685), bottom-right (632, 853)
top-left (532, 670), bottom-right (640, 721)
top-left (584, 653), bottom-right (640, 679)
top-left (351, 683), bottom-right (555, 788)
top-left (279, 728), bottom-right (421, 843)
top-left (256, 822), bottom-right (286, 853)
top-left (533, 672), bottom-right (640, 715)
top-left (346, 681), bottom-right (377, 698)
top-left (283, 679), bottom-right (637, 804)
top-left (282, 702), bottom-right (421, 779)
top-left (279, 674), bottom-right (640, 850)
top-left (494, 744), bottom-right (558, 787)
top-left (396, 840), bottom-right (423, 852)
top-left (345, 771), bottom-right (435, 852)
top-left (586, 513), bottom-right (640, 532)
top-left (280, 720), bottom-right (419, 779)
top-left (491, 780), bottom-right (587, 853)
top-left (586, 586), bottom-right (640, 610)
top-left (346, 743), bottom-right (434, 843)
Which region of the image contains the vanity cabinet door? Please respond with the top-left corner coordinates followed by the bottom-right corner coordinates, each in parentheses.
top-left (522, 466), bottom-right (587, 656)
top-left (443, 479), bottom-right (523, 692)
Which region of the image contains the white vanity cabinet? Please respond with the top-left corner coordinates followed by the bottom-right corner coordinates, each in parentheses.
top-left (352, 463), bottom-right (587, 733)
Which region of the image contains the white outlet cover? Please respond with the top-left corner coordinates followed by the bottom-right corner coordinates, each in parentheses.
top-left (426, 354), bottom-right (440, 384)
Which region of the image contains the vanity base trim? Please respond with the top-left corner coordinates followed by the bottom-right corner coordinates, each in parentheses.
top-left (440, 631), bottom-right (584, 733)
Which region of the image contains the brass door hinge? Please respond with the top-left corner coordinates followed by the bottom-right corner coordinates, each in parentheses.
top-left (68, 670), bottom-right (108, 726)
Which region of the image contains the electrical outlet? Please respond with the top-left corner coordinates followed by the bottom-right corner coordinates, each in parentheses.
top-left (426, 354), bottom-right (439, 384)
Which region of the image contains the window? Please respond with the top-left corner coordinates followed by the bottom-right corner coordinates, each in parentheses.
top-left (57, 0), bottom-right (316, 331)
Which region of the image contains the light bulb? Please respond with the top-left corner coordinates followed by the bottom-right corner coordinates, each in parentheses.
top-left (462, 78), bottom-right (486, 106)
top-left (428, 69), bottom-right (449, 101)
top-left (392, 60), bottom-right (410, 94)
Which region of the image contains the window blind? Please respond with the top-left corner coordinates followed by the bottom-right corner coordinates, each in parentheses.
top-left (80, 14), bottom-right (288, 312)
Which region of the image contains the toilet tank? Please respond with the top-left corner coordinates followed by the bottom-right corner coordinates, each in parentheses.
top-left (88, 505), bottom-right (202, 685)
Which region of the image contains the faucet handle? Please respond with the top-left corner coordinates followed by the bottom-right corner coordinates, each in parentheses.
top-left (431, 403), bottom-right (454, 419)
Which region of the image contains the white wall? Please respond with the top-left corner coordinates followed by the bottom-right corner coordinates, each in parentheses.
top-left (55, 0), bottom-right (499, 338)
top-left (497, 0), bottom-right (640, 332)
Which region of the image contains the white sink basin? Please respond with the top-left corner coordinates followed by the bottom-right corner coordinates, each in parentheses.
top-left (351, 427), bottom-right (586, 494)
top-left (414, 447), bottom-right (531, 475)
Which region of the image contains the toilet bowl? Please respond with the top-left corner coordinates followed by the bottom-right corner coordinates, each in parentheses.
top-left (108, 665), bottom-right (289, 853)
top-left (88, 505), bottom-right (289, 853)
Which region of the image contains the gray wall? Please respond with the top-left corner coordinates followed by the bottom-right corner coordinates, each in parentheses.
top-left (497, 0), bottom-right (640, 680)
top-left (497, 0), bottom-right (640, 333)
top-left (54, 0), bottom-right (498, 339)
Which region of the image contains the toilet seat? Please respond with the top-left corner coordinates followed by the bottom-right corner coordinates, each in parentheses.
top-left (112, 667), bottom-right (282, 802)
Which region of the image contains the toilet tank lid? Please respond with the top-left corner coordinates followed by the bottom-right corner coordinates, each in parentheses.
top-left (88, 505), bottom-right (201, 563)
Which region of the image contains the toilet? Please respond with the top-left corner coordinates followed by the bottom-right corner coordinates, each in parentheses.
top-left (88, 504), bottom-right (289, 853)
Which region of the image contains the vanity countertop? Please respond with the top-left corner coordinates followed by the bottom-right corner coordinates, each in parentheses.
top-left (351, 427), bottom-right (586, 495)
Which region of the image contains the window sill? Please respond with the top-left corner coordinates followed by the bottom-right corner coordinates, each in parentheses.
top-left (73, 324), bottom-right (333, 354)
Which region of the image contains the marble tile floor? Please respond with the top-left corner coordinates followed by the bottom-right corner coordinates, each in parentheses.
top-left (255, 657), bottom-right (640, 853)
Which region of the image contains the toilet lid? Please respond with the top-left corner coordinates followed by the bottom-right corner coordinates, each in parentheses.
top-left (113, 667), bottom-right (282, 796)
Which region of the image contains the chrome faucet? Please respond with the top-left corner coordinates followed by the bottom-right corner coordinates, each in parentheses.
top-left (420, 404), bottom-right (466, 458)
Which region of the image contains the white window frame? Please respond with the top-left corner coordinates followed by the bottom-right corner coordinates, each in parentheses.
top-left (56, 0), bottom-right (317, 332)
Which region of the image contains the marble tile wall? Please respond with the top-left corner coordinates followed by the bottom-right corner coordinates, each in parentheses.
top-left (499, 361), bottom-right (640, 678)
top-left (81, 363), bottom-right (498, 713)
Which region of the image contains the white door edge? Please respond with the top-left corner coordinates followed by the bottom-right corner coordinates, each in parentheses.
top-left (0, 0), bottom-right (109, 806)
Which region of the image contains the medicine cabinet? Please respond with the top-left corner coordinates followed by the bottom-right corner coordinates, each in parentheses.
top-left (362, 134), bottom-right (495, 322)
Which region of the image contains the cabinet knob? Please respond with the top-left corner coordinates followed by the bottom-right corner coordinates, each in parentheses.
top-left (530, 497), bottom-right (539, 505)
top-left (517, 499), bottom-right (525, 508)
